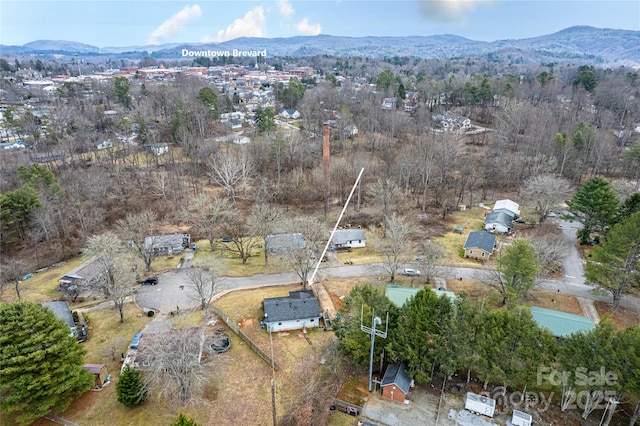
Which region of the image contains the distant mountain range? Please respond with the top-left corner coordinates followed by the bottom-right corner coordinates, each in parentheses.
top-left (1, 26), bottom-right (639, 66)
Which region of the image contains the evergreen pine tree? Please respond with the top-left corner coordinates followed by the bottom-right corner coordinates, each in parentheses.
top-left (170, 413), bottom-right (202, 426)
top-left (0, 301), bottom-right (94, 425)
top-left (116, 364), bottom-right (147, 407)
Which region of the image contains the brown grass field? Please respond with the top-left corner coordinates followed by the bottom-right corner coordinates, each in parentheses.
top-left (28, 285), bottom-right (339, 426)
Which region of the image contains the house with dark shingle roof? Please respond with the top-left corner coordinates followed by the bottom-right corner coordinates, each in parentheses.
top-left (263, 290), bottom-right (321, 332)
top-left (42, 301), bottom-right (75, 329)
top-left (381, 362), bottom-right (412, 402)
top-left (463, 231), bottom-right (497, 261)
top-left (484, 211), bottom-right (514, 234)
top-left (332, 229), bottom-right (366, 248)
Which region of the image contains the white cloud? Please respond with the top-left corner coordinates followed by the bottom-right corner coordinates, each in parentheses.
top-left (295, 18), bottom-right (322, 36)
top-left (277, 0), bottom-right (295, 17)
top-left (148, 4), bottom-right (202, 45)
top-left (417, 0), bottom-right (489, 22)
top-left (213, 6), bottom-right (266, 42)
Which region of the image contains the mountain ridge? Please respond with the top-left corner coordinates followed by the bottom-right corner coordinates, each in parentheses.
top-left (1, 26), bottom-right (638, 66)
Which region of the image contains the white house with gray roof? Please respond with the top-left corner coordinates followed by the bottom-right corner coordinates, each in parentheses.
top-left (144, 234), bottom-right (190, 255)
top-left (332, 229), bottom-right (366, 249)
top-left (262, 290), bottom-right (321, 332)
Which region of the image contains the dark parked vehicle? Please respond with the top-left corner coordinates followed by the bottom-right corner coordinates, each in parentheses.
top-left (139, 276), bottom-right (158, 285)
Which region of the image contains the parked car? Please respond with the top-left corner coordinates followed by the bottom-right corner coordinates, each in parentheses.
top-left (139, 276), bottom-right (158, 285)
top-left (221, 236), bottom-right (232, 242)
top-left (403, 268), bottom-right (421, 276)
top-left (130, 332), bottom-right (143, 349)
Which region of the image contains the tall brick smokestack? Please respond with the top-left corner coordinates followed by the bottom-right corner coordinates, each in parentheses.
top-left (323, 122), bottom-right (330, 217)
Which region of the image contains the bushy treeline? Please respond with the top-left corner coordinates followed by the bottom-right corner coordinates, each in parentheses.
top-left (334, 284), bottom-right (640, 423)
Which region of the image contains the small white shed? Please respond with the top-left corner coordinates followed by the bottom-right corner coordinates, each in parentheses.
top-left (511, 409), bottom-right (532, 426)
top-left (465, 392), bottom-right (495, 418)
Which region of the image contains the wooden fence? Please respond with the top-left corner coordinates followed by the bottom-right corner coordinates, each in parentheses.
top-left (209, 306), bottom-right (278, 370)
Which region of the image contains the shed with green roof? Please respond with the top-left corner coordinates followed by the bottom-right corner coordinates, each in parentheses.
top-left (385, 285), bottom-right (456, 307)
top-left (530, 306), bottom-right (595, 337)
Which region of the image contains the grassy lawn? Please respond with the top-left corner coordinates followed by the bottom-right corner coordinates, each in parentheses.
top-left (434, 207), bottom-right (493, 268)
top-left (333, 230), bottom-right (387, 265)
top-left (146, 254), bottom-right (182, 275)
top-left (1, 257), bottom-right (85, 303)
top-left (594, 301), bottom-right (640, 330)
top-left (27, 285), bottom-right (339, 426)
top-left (191, 238), bottom-right (292, 277)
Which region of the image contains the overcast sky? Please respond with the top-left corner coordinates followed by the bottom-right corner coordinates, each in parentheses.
top-left (1, 0), bottom-right (638, 47)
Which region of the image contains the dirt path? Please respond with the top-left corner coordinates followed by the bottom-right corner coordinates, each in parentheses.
top-left (577, 297), bottom-right (601, 324)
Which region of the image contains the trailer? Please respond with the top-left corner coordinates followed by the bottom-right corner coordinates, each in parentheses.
top-left (511, 409), bottom-right (532, 426)
top-left (465, 392), bottom-right (496, 418)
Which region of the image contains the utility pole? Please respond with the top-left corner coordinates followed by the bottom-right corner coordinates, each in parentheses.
top-left (361, 307), bottom-right (388, 392)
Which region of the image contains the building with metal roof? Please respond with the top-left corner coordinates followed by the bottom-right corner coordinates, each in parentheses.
top-left (493, 199), bottom-right (520, 217)
top-left (385, 285), bottom-right (456, 307)
top-left (530, 306), bottom-right (595, 337)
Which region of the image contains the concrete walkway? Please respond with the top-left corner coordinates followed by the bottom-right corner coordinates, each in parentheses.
top-left (577, 297), bottom-right (601, 324)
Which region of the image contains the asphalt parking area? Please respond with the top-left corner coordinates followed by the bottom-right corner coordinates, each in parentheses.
top-left (134, 268), bottom-right (200, 314)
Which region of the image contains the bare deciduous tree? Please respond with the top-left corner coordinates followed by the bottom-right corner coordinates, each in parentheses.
top-left (220, 215), bottom-right (260, 265)
top-left (85, 232), bottom-right (137, 323)
top-left (101, 336), bottom-right (128, 362)
top-left (415, 240), bottom-right (447, 285)
top-left (0, 258), bottom-right (30, 301)
top-left (283, 216), bottom-right (327, 289)
top-left (182, 194), bottom-right (231, 251)
top-left (207, 148), bottom-right (253, 201)
top-left (116, 211), bottom-right (159, 272)
top-left (370, 213), bottom-right (413, 282)
top-left (141, 326), bottom-right (221, 406)
top-left (521, 174), bottom-right (573, 223)
top-left (279, 343), bottom-right (345, 426)
top-left (186, 266), bottom-right (220, 311)
top-left (526, 224), bottom-right (568, 276)
top-left (247, 204), bottom-right (285, 266)
top-left (367, 177), bottom-right (401, 237)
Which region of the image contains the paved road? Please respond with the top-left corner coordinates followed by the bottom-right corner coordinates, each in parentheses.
top-left (135, 247), bottom-right (640, 315)
top-left (554, 215), bottom-right (585, 285)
